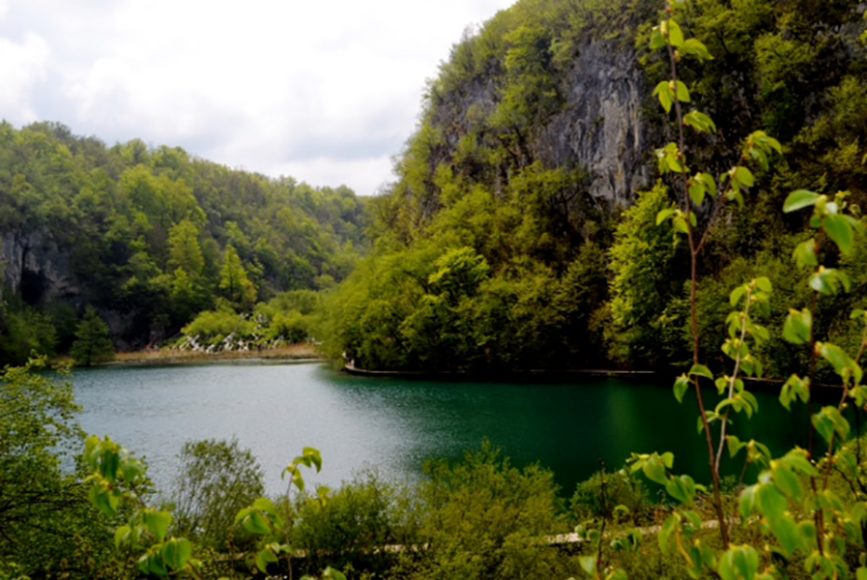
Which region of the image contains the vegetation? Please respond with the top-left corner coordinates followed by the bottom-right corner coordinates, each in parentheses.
top-left (70, 306), bottom-right (115, 366)
top-left (0, 123), bottom-right (368, 365)
top-left (5, 0), bottom-right (867, 577)
top-left (321, 0), bottom-right (866, 374)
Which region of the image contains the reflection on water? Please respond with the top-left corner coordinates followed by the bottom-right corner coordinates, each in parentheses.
top-left (72, 362), bottom-right (815, 496)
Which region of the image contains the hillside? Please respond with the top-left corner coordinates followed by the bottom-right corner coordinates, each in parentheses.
top-left (0, 122), bottom-right (369, 362)
top-left (322, 0), bottom-right (867, 372)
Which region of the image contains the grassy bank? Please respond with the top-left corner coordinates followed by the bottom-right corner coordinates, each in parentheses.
top-left (105, 343), bottom-right (323, 367)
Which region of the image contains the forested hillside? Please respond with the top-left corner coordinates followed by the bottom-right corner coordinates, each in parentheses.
top-left (322, 0), bottom-right (867, 373)
top-left (0, 122), bottom-right (368, 363)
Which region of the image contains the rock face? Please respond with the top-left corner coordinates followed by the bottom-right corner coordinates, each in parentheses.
top-left (428, 36), bottom-right (652, 209)
top-left (1, 232), bottom-right (79, 305)
top-left (538, 40), bottom-right (649, 206)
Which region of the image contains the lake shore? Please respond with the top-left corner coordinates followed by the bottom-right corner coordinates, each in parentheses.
top-left (103, 343), bottom-right (324, 367)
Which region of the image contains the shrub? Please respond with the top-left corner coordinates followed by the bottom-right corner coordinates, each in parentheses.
top-left (292, 471), bottom-right (416, 576)
top-left (571, 468), bottom-right (650, 524)
top-left (171, 438), bottom-right (264, 550)
top-left (393, 442), bottom-right (578, 579)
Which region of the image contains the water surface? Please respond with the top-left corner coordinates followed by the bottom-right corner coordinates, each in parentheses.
top-left (72, 362), bottom-right (816, 496)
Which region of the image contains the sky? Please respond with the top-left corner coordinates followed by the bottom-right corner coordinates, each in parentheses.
top-left (0, 0), bottom-right (515, 195)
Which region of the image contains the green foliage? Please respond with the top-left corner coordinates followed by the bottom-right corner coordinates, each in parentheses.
top-left (0, 122), bottom-right (368, 362)
top-left (171, 438), bottom-right (264, 549)
top-left (0, 360), bottom-right (115, 577)
top-left (393, 442), bottom-right (575, 579)
top-left (83, 435), bottom-right (200, 577)
top-left (292, 471), bottom-right (416, 576)
top-left (607, 183), bottom-right (683, 366)
top-left (219, 245), bottom-right (258, 311)
top-left (71, 306), bottom-right (115, 366)
top-left (571, 468), bottom-right (649, 523)
top-left (0, 301), bottom-right (58, 364)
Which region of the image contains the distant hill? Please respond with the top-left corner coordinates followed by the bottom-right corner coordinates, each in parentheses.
top-left (0, 121), bottom-right (369, 360)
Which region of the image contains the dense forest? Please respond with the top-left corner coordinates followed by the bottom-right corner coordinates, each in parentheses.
top-left (321, 0), bottom-right (867, 375)
top-left (0, 122), bottom-right (368, 364)
top-left (6, 0), bottom-right (867, 578)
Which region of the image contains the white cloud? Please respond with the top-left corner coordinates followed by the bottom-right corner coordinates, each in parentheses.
top-left (0, 0), bottom-right (515, 194)
top-left (0, 33), bottom-right (49, 123)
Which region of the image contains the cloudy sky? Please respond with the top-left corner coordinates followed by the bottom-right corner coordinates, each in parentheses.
top-left (0, 0), bottom-right (514, 195)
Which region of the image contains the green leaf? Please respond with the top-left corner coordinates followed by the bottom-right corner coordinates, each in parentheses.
top-left (323, 567), bottom-right (349, 580)
top-left (810, 268), bottom-right (851, 296)
top-left (812, 406), bottom-right (850, 445)
top-left (656, 208), bottom-right (676, 226)
top-left (302, 447), bottom-right (323, 472)
top-left (255, 548), bottom-right (278, 573)
top-left (658, 515), bottom-right (678, 555)
top-left (793, 239), bottom-right (818, 268)
top-left (729, 285), bottom-right (747, 307)
top-left (783, 190), bottom-right (819, 213)
top-left (649, 26), bottom-right (667, 50)
top-left (689, 364), bottom-right (713, 380)
top-left (755, 277), bottom-right (772, 293)
top-left (726, 436), bottom-right (744, 458)
top-left (684, 110), bottom-right (716, 135)
top-left (654, 81), bottom-right (674, 114)
top-left (688, 178), bottom-right (706, 206)
top-left (665, 474), bottom-right (697, 504)
top-left (824, 213), bottom-right (855, 256)
top-left (161, 538), bottom-right (193, 571)
top-left (732, 166), bottom-right (755, 189)
top-left (771, 464), bottom-right (802, 500)
top-left (818, 342), bottom-right (862, 384)
top-left (143, 510), bottom-right (172, 542)
top-left (114, 525), bottom-right (132, 549)
top-left (779, 448), bottom-right (818, 476)
top-left (779, 375), bottom-right (810, 410)
top-left (579, 555), bottom-right (597, 575)
top-left (667, 19), bottom-right (684, 47)
top-left (680, 38), bottom-right (713, 61)
top-left (675, 81), bottom-right (690, 103)
top-left (782, 308), bottom-right (812, 345)
top-left (674, 374), bottom-right (690, 403)
top-left (241, 511), bottom-right (272, 536)
top-left (718, 545), bottom-right (760, 580)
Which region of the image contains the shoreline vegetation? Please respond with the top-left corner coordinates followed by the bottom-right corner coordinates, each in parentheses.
top-left (92, 343), bottom-right (323, 367)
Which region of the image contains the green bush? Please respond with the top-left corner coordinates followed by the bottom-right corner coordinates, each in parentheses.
top-left (170, 438), bottom-right (264, 550)
top-left (570, 468), bottom-right (650, 524)
top-left (392, 442), bottom-right (578, 579)
top-left (180, 308), bottom-right (257, 349)
top-left (292, 471), bottom-right (416, 576)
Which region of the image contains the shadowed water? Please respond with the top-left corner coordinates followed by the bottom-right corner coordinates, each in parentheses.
top-left (72, 362), bottom-right (816, 496)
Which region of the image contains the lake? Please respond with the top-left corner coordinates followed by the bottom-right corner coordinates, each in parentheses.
top-left (72, 362), bottom-right (817, 497)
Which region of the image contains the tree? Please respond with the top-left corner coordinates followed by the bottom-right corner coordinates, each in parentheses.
top-left (167, 219), bottom-right (205, 277)
top-left (219, 245), bottom-right (257, 310)
top-left (0, 359), bottom-right (114, 577)
top-left (71, 307), bottom-right (114, 366)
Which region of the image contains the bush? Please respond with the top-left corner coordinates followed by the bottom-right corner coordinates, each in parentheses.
top-left (393, 442), bottom-right (578, 579)
top-left (170, 438), bottom-right (264, 550)
top-left (292, 471), bottom-right (416, 576)
top-left (179, 308), bottom-right (257, 350)
top-left (570, 468), bottom-right (650, 524)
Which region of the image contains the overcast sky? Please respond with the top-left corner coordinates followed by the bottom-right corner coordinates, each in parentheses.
top-left (0, 0), bottom-right (514, 195)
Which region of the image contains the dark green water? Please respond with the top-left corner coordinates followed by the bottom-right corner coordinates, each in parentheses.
top-left (72, 362), bottom-right (819, 496)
